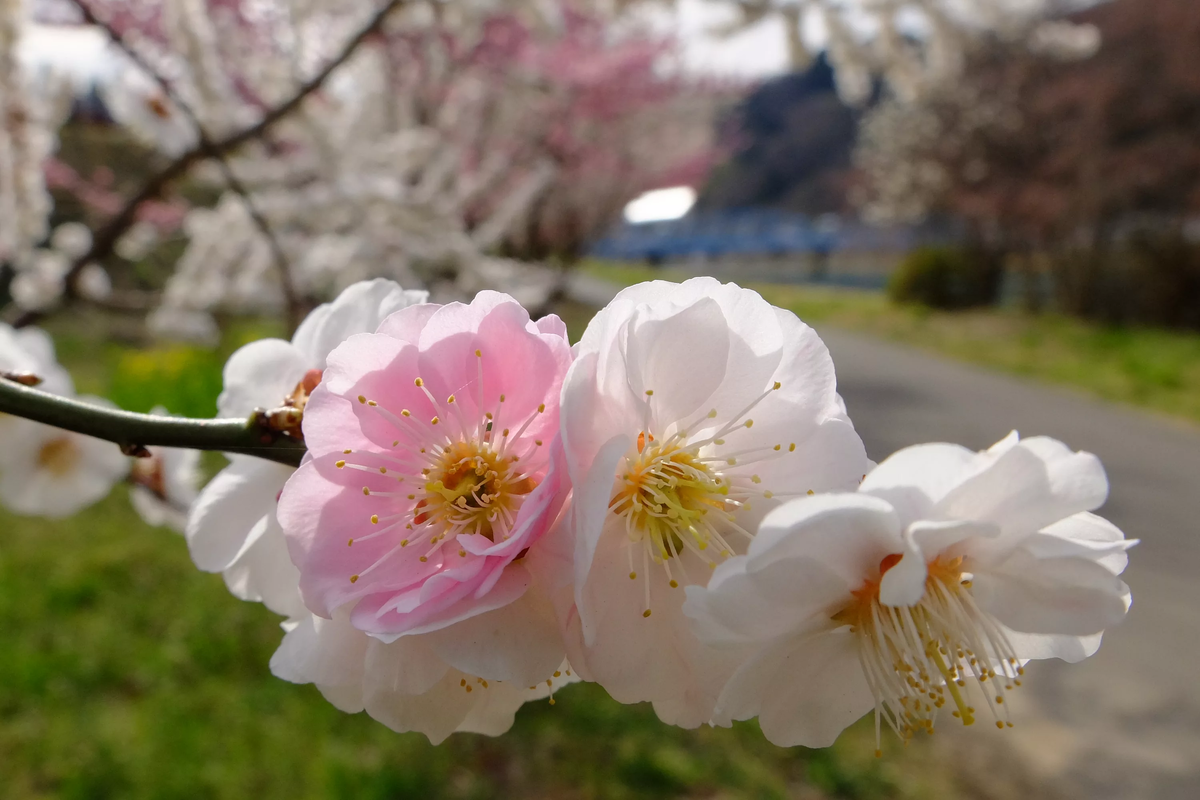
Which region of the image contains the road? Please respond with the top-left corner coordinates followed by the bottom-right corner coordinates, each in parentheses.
top-left (824, 329), bottom-right (1200, 800)
top-left (566, 274), bottom-right (1200, 797)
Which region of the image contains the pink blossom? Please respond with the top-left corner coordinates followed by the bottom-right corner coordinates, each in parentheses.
top-left (278, 292), bottom-right (572, 679)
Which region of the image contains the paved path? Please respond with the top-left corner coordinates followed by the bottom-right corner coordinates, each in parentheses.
top-left (566, 276), bottom-right (1200, 796)
top-left (824, 329), bottom-right (1200, 800)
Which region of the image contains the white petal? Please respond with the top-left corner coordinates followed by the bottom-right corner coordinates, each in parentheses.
top-left (216, 339), bottom-right (309, 417)
top-left (624, 296), bottom-right (730, 427)
top-left (935, 439), bottom-right (1108, 539)
top-left (363, 649), bottom-right (475, 744)
top-left (455, 681), bottom-right (529, 737)
top-left (567, 532), bottom-right (743, 728)
top-left (878, 532), bottom-right (927, 607)
top-left (270, 612), bottom-right (368, 690)
top-left (316, 681), bottom-right (365, 713)
top-left (972, 550), bottom-right (1130, 636)
top-left (685, 556), bottom-right (849, 647)
top-left (879, 520), bottom-right (997, 606)
top-left (1002, 628), bottom-right (1105, 664)
top-left (569, 436), bottom-right (633, 643)
top-left (365, 633), bottom-right (451, 697)
top-left (1039, 512), bottom-right (1133, 575)
top-left (859, 442), bottom-right (981, 526)
top-left (291, 279), bottom-right (429, 363)
top-left (753, 630), bottom-right (875, 748)
top-left (185, 457), bottom-right (292, 572)
top-left (424, 581), bottom-right (563, 686)
top-left (746, 494), bottom-right (902, 587)
top-left (222, 514), bottom-right (306, 618)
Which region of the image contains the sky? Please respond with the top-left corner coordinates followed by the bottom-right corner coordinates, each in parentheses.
top-left (21, 0), bottom-right (796, 85)
top-left (657, 0), bottom-right (792, 79)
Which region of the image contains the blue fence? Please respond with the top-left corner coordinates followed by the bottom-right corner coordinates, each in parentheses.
top-left (589, 210), bottom-right (925, 263)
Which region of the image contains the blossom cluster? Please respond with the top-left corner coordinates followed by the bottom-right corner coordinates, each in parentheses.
top-left (168, 277), bottom-right (1130, 750)
top-left (0, 322), bottom-right (199, 528)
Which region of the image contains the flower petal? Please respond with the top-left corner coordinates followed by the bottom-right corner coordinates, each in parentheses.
top-left (753, 629), bottom-right (875, 748)
top-left (972, 550), bottom-right (1130, 636)
top-left (186, 456), bottom-right (291, 572)
top-left (216, 338), bottom-right (309, 417)
top-left (685, 555), bottom-right (849, 646)
top-left (746, 493), bottom-right (903, 586)
top-left (859, 442), bottom-right (981, 526)
top-left (1038, 512), bottom-right (1133, 575)
top-left (935, 438), bottom-right (1108, 539)
top-left (424, 581), bottom-right (564, 686)
top-left (291, 278), bottom-right (428, 362)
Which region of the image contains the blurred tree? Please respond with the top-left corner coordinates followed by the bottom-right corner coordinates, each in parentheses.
top-left (858, 0), bottom-right (1200, 326)
top-left (6, 0), bottom-right (722, 333)
top-left (698, 53), bottom-right (860, 215)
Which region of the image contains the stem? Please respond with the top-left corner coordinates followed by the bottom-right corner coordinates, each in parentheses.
top-left (0, 379), bottom-right (307, 467)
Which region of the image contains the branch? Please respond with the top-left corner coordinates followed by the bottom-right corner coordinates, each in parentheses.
top-left (51, 0), bottom-right (407, 308)
top-left (72, 0), bottom-right (306, 329)
top-left (0, 378), bottom-right (307, 467)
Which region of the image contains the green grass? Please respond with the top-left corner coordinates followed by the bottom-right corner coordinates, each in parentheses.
top-left (583, 263), bottom-right (1200, 426)
top-left (1, 312), bottom-right (977, 800)
top-left (2, 490), bottom-right (956, 800)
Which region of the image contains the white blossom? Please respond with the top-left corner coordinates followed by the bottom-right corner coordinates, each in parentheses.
top-left (684, 432), bottom-right (1132, 751)
top-left (559, 277), bottom-right (870, 726)
top-left (270, 609), bottom-right (578, 744)
top-left (0, 402), bottom-right (130, 519)
top-left (129, 407), bottom-right (201, 533)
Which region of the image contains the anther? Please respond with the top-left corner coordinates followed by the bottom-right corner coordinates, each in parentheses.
top-left (358, 395), bottom-right (366, 404)
top-left (371, 515), bottom-right (379, 524)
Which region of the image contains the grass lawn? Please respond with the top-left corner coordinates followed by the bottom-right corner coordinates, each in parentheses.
top-left (0, 311), bottom-right (983, 800)
top-left (583, 264), bottom-right (1200, 427)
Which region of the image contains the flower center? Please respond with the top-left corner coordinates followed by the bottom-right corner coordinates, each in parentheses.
top-left (611, 437), bottom-right (732, 565)
top-left (338, 360), bottom-right (553, 583)
top-left (607, 381), bottom-right (804, 617)
top-left (417, 439), bottom-right (536, 541)
top-left (835, 555), bottom-right (1023, 755)
top-left (37, 437), bottom-right (80, 476)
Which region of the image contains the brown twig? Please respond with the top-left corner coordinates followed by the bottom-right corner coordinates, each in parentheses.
top-left (47, 0), bottom-right (406, 329)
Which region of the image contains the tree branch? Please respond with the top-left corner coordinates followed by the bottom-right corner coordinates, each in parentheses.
top-left (0, 378), bottom-right (307, 467)
top-left (50, 0), bottom-right (407, 311)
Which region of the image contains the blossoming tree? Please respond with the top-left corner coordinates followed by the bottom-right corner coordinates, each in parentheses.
top-left (0, 0), bottom-right (1136, 760)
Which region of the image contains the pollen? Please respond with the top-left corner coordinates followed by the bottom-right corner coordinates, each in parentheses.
top-left (834, 555), bottom-right (1022, 749)
top-left (610, 441), bottom-right (733, 566)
